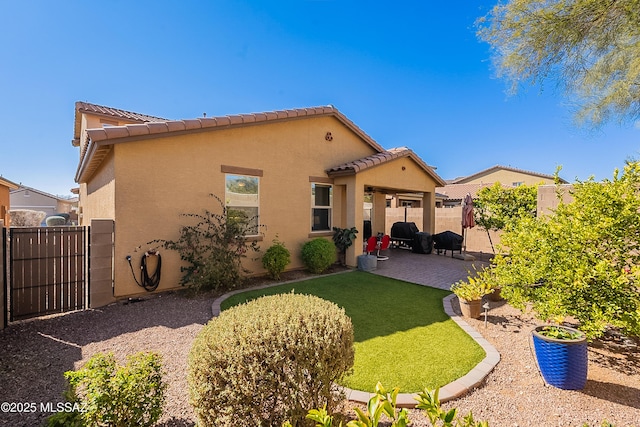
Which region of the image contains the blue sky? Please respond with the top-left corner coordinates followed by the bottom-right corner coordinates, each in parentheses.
top-left (1, 1), bottom-right (638, 197)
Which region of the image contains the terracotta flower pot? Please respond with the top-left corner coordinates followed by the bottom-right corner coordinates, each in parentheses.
top-left (459, 298), bottom-right (482, 319)
top-left (488, 287), bottom-right (503, 301)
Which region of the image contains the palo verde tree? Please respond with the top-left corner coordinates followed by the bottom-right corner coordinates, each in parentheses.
top-left (473, 182), bottom-right (538, 253)
top-left (488, 161), bottom-right (640, 339)
top-left (477, 0), bottom-right (640, 126)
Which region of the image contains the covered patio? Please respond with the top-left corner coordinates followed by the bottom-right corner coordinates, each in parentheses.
top-left (326, 147), bottom-right (446, 267)
top-left (371, 247), bottom-right (492, 290)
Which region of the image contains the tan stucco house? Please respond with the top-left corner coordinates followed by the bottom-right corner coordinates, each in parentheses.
top-left (448, 165), bottom-right (567, 187)
top-left (0, 176), bottom-right (20, 226)
top-left (10, 186), bottom-right (78, 222)
top-left (73, 102), bottom-right (446, 298)
top-left (438, 165), bottom-right (567, 207)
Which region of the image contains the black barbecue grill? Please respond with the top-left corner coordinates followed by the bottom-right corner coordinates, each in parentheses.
top-left (390, 222), bottom-right (419, 250)
top-left (432, 231), bottom-right (463, 257)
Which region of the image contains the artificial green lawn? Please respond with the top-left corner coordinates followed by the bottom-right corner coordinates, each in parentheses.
top-left (221, 271), bottom-right (485, 393)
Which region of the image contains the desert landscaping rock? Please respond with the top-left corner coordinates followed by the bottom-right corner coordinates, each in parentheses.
top-left (0, 271), bottom-right (638, 426)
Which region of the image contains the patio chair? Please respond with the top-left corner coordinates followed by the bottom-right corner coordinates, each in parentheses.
top-left (376, 235), bottom-right (391, 261)
top-left (365, 236), bottom-right (378, 256)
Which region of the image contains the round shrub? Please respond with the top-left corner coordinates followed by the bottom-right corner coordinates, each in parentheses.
top-left (188, 293), bottom-right (355, 427)
top-left (46, 215), bottom-right (67, 226)
top-left (262, 238), bottom-right (291, 279)
top-left (301, 238), bottom-right (337, 274)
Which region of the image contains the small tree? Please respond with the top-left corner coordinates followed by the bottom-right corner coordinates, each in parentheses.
top-left (477, 0), bottom-right (640, 126)
top-left (154, 194), bottom-right (260, 293)
top-left (489, 161), bottom-right (640, 339)
top-left (473, 182), bottom-right (538, 253)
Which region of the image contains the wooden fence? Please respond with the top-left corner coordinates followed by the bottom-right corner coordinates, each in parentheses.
top-left (7, 226), bottom-right (88, 322)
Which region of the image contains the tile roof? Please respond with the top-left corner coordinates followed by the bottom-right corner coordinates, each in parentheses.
top-left (76, 101), bottom-right (168, 123)
top-left (436, 182), bottom-right (510, 201)
top-left (10, 184), bottom-right (78, 201)
top-left (450, 165), bottom-right (568, 184)
top-left (0, 176), bottom-right (20, 190)
top-left (327, 147), bottom-right (446, 186)
top-left (84, 105), bottom-right (381, 148)
top-left (75, 105), bottom-right (386, 183)
top-left (73, 101), bottom-right (169, 143)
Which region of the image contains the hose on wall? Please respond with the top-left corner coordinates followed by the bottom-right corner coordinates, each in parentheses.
top-left (127, 250), bottom-right (162, 292)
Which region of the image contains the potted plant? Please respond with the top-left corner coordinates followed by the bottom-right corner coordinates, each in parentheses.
top-left (332, 226), bottom-right (358, 266)
top-left (531, 324), bottom-right (588, 390)
top-left (450, 276), bottom-right (493, 319)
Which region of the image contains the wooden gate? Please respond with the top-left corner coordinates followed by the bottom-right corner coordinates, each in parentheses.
top-left (8, 226), bottom-right (88, 321)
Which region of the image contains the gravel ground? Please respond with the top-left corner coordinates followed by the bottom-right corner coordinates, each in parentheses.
top-left (1, 272), bottom-right (639, 427)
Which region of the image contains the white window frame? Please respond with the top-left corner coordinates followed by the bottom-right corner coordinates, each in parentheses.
top-left (311, 183), bottom-right (332, 232)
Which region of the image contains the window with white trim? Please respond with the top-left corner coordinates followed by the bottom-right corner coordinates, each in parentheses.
top-left (225, 174), bottom-right (259, 235)
top-left (311, 183), bottom-right (332, 231)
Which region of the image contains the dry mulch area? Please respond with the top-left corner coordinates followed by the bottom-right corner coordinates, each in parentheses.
top-left (1, 270), bottom-right (639, 426)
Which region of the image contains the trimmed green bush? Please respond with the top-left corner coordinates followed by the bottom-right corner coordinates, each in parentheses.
top-left (188, 293), bottom-right (355, 427)
top-left (301, 238), bottom-right (337, 274)
top-left (49, 352), bottom-right (165, 427)
top-left (262, 237), bottom-right (291, 279)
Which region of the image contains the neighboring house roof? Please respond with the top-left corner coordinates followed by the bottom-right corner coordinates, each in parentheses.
top-left (450, 165), bottom-right (568, 184)
top-left (327, 147), bottom-right (446, 186)
top-left (0, 176), bottom-right (20, 190)
top-left (73, 101), bottom-right (169, 144)
top-left (75, 105), bottom-right (387, 183)
top-left (436, 182), bottom-right (510, 202)
top-left (11, 185), bottom-right (78, 203)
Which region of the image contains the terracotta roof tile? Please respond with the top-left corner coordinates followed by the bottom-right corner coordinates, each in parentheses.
top-left (76, 105), bottom-right (387, 183)
top-left (76, 101), bottom-right (168, 123)
top-left (127, 124), bottom-right (151, 137)
top-left (200, 118), bottom-right (218, 129)
top-left (240, 114), bottom-right (256, 123)
top-left (326, 147), bottom-right (446, 186)
top-left (183, 119), bottom-right (203, 130)
top-left (166, 121), bottom-right (186, 132)
top-left (147, 122), bottom-right (169, 134)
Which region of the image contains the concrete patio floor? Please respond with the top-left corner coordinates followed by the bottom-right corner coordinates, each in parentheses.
top-left (370, 247), bottom-right (491, 290)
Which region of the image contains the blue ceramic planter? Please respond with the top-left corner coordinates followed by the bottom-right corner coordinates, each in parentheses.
top-left (532, 325), bottom-right (588, 390)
